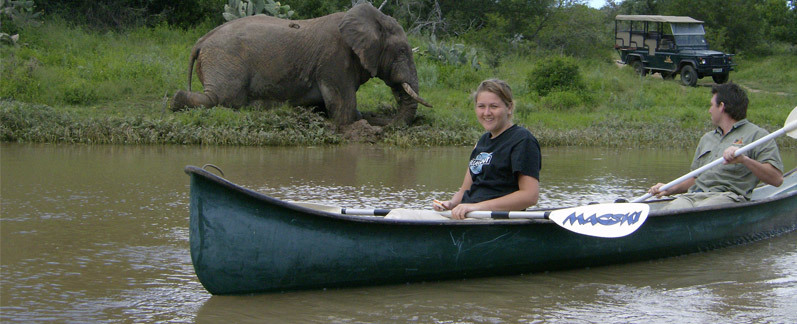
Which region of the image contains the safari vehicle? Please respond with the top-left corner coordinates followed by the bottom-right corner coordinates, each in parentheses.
top-left (614, 15), bottom-right (735, 86)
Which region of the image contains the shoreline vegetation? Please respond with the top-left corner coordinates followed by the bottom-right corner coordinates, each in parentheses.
top-left (2, 19), bottom-right (796, 148)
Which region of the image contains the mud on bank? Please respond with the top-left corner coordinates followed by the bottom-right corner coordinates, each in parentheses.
top-left (3, 100), bottom-right (795, 148)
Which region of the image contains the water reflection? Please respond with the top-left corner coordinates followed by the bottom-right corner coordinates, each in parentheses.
top-left (1, 143), bottom-right (795, 323)
top-left (239, 145), bottom-right (701, 209)
top-left (193, 233), bottom-right (796, 323)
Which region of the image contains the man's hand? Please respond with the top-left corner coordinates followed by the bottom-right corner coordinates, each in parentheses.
top-left (648, 182), bottom-right (669, 198)
top-left (722, 146), bottom-right (745, 164)
top-left (648, 177), bottom-right (695, 198)
top-left (722, 145), bottom-right (783, 187)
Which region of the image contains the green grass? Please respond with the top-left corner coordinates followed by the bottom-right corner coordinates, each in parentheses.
top-left (733, 53), bottom-right (797, 94)
top-left (0, 100), bottom-right (340, 145)
top-left (2, 19), bottom-right (796, 148)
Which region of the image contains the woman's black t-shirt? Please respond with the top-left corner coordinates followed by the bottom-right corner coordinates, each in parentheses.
top-left (462, 124), bottom-right (541, 204)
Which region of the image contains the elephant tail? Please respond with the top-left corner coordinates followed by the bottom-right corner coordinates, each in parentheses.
top-left (187, 45), bottom-right (201, 92)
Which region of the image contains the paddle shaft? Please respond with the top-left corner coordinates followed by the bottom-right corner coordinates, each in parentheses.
top-left (632, 118), bottom-right (797, 203)
top-left (342, 208), bottom-right (549, 219)
top-left (327, 202), bottom-right (651, 238)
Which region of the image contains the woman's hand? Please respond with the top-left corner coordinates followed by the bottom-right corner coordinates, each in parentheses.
top-left (432, 199), bottom-right (450, 211)
top-left (450, 203), bottom-right (479, 220)
top-left (433, 199), bottom-right (473, 220)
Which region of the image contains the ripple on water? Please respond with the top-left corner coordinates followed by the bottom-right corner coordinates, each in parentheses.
top-left (256, 177), bottom-right (640, 210)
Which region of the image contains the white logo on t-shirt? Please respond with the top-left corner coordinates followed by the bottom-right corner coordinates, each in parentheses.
top-left (469, 152), bottom-right (492, 174)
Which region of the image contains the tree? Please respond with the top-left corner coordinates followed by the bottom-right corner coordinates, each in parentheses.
top-left (758, 0), bottom-right (797, 44)
top-left (663, 0), bottom-right (762, 53)
top-left (280, 0), bottom-right (349, 19)
top-left (616, 0), bottom-right (777, 54)
top-left (534, 3), bottom-right (611, 57)
top-left (617, 0), bottom-right (660, 15)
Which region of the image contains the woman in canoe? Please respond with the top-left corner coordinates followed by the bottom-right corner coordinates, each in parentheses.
top-left (433, 79), bottom-right (541, 219)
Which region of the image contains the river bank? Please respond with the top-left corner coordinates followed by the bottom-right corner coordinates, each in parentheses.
top-left (2, 98), bottom-right (795, 148)
top-left (2, 20), bottom-right (795, 148)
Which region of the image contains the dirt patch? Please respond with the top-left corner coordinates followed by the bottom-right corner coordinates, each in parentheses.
top-left (740, 85), bottom-right (792, 96)
top-left (615, 62), bottom-right (792, 94)
top-left (341, 119), bottom-right (383, 143)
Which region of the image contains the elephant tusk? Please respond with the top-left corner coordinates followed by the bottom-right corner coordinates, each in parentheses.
top-left (402, 83), bottom-right (432, 107)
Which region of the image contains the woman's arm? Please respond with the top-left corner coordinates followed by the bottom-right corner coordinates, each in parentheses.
top-left (449, 174), bottom-right (539, 220)
top-left (434, 169), bottom-right (472, 212)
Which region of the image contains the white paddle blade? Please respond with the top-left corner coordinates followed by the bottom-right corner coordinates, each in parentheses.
top-left (547, 203), bottom-right (650, 238)
top-left (786, 106), bottom-right (797, 138)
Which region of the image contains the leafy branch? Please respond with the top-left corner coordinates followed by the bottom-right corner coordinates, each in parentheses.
top-left (1, 0), bottom-right (41, 46)
top-left (223, 0), bottom-right (294, 22)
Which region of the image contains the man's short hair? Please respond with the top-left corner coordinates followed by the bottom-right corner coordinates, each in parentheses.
top-left (711, 82), bottom-right (748, 120)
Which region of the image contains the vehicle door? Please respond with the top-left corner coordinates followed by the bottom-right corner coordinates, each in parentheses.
top-left (647, 22), bottom-right (677, 72)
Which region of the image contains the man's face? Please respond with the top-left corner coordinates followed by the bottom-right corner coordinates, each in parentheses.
top-left (709, 94), bottom-right (722, 126)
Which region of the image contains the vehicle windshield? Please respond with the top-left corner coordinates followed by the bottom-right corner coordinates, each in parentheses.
top-left (674, 35), bottom-right (708, 47)
top-left (671, 23), bottom-right (707, 47)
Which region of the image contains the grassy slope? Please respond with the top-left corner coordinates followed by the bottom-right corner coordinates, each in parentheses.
top-left (1, 19), bottom-right (795, 147)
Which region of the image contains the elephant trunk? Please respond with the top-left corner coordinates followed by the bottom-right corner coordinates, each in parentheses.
top-left (389, 79), bottom-right (434, 126)
top-left (384, 82), bottom-right (430, 126)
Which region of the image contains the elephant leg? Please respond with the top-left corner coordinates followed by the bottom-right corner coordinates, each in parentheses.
top-left (171, 90), bottom-right (219, 111)
top-left (174, 51), bottom-right (250, 110)
top-left (319, 82), bottom-right (359, 126)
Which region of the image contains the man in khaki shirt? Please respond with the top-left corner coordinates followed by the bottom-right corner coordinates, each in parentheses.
top-left (648, 82), bottom-right (783, 210)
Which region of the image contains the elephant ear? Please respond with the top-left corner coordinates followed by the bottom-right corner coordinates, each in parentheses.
top-left (339, 3), bottom-right (384, 77)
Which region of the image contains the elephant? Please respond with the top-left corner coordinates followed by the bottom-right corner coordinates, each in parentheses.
top-left (171, 3), bottom-right (431, 127)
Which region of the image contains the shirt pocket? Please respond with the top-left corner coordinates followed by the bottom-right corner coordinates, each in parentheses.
top-left (692, 149), bottom-right (712, 169)
top-left (717, 161), bottom-right (748, 178)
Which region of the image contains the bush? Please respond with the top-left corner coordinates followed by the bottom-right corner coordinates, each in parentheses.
top-left (36, 0), bottom-right (225, 29)
top-left (424, 35), bottom-right (480, 70)
top-left (223, 0), bottom-right (294, 22)
top-left (526, 56), bottom-right (585, 96)
top-left (61, 80), bottom-right (98, 105)
top-left (538, 90), bottom-right (593, 112)
top-left (1, 0), bottom-right (41, 45)
top-left (435, 64), bottom-right (484, 89)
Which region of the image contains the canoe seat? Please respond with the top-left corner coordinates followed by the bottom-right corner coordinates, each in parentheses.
top-left (385, 209), bottom-right (451, 220)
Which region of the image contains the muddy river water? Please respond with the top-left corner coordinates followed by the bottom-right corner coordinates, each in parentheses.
top-left (1, 143), bottom-right (795, 323)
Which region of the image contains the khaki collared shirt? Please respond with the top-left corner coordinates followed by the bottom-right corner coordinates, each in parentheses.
top-left (689, 119), bottom-right (783, 199)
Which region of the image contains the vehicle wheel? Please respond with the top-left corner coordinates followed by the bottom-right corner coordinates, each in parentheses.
top-left (631, 60), bottom-right (647, 76)
top-left (680, 65), bottom-right (698, 87)
top-left (661, 71), bottom-right (675, 80)
top-left (712, 73), bottom-right (729, 84)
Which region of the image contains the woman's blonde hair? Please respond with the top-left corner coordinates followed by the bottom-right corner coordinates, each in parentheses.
top-left (473, 78), bottom-right (514, 109)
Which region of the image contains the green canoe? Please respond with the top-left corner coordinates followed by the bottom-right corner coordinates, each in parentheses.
top-left (185, 165), bottom-right (797, 295)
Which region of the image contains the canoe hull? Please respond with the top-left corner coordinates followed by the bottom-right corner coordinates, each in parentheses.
top-left (186, 166), bottom-right (797, 295)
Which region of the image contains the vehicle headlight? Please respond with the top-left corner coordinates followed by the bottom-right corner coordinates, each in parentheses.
top-left (699, 58), bottom-right (707, 65)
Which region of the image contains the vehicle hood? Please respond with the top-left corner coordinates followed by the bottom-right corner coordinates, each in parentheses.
top-left (679, 49), bottom-right (730, 56)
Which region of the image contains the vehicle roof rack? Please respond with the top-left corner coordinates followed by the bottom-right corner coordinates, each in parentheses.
top-left (615, 15), bottom-right (703, 23)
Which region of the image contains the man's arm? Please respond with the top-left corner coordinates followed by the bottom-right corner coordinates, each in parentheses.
top-left (649, 177), bottom-right (695, 197)
top-left (723, 146), bottom-right (783, 186)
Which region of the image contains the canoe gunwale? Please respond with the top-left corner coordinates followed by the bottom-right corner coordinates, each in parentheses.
top-left (184, 165), bottom-right (548, 225)
top-left (185, 165), bottom-right (797, 224)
